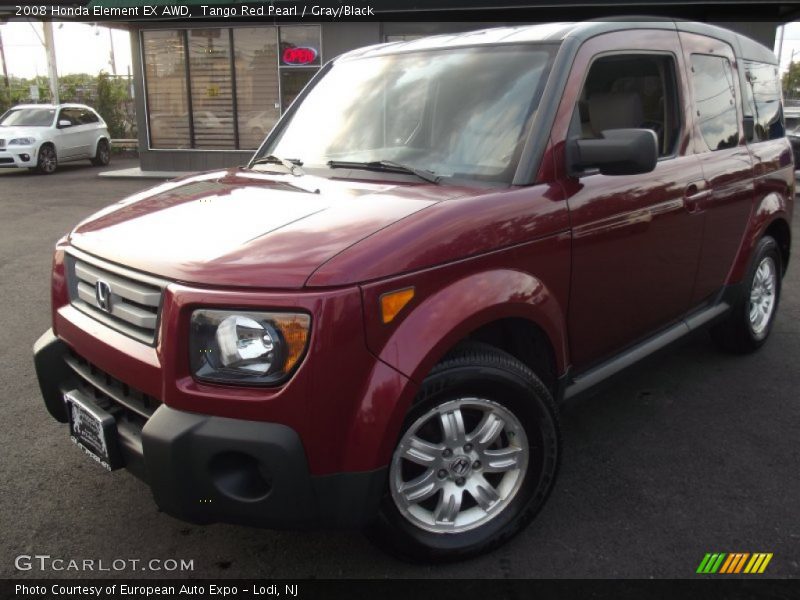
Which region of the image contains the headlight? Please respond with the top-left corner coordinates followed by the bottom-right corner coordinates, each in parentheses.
top-left (190, 309), bottom-right (311, 385)
top-left (9, 137), bottom-right (35, 145)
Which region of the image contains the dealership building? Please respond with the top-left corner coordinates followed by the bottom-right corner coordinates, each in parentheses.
top-left (121, 4), bottom-right (790, 173)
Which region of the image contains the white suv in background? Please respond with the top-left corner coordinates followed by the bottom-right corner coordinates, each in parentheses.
top-left (0, 103), bottom-right (111, 174)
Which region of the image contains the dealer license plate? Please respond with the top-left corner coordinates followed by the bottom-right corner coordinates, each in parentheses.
top-left (64, 390), bottom-right (122, 471)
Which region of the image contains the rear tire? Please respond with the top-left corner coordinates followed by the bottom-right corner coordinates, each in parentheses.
top-left (91, 139), bottom-right (111, 167)
top-left (710, 235), bottom-right (782, 354)
top-left (366, 343), bottom-right (560, 562)
top-left (35, 144), bottom-right (57, 174)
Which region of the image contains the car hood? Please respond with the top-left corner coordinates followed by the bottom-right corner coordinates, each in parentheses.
top-left (0, 126), bottom-right (41, 140)
top-left (68, 168), bottom-right (467, 289)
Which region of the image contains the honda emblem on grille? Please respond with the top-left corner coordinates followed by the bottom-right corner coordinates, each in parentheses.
top-left (95, 280), bottom-right (113, 313)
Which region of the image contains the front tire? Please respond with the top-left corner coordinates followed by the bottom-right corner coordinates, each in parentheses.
top-left (91, 139), bottom-right (111, 166)
top-left (35, 144), bottom-right (57, 174)
top-left (711, 235), bottom-right (782, 353)
top-left (367, 343), bottom-right (560, 562)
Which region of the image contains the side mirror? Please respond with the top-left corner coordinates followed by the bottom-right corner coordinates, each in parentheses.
top-left (568, 128), bottom-right (658, 176)
top-left (58, 119), bottom-right (72, 128)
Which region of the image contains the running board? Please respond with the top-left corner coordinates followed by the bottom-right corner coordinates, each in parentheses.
top-left (564, 302), bottom-right (730, 400)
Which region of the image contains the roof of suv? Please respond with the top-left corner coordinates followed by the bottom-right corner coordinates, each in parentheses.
top-left (342, 19), bottom-right (775, 64)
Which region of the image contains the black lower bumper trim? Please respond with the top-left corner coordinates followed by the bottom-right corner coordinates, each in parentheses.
top-left (143, 405), bottom-right (386, 530)
top-left (33, 329), bottom-right (71, 423)
top-left (34, 329), bottom-right (387, 530)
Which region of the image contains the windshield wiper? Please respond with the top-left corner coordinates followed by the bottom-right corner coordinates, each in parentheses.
top-left (250, 154), bottom-right (304, 176)
top-left (326, 159), bottom-right (441, 184)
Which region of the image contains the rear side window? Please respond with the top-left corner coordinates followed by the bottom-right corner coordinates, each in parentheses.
top-left (79, 109), bottom-right (100, 124)
top-left (744, 60), bottom-right (784, 141)
top-left (690, 54), bottom-right (739, 151)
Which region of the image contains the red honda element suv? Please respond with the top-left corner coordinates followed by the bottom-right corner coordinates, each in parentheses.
top-left (34, 20), bottom-right (793, 561)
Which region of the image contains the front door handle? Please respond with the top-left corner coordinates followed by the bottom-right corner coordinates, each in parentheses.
top-left (684, 181), bottom-right (710, 213)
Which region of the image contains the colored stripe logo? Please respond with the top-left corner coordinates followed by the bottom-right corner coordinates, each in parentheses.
top-left (696, 553), bottom-right (773, 574)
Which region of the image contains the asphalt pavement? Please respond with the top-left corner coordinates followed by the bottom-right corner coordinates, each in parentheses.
top-left (0, 159), bottom-right (798, 579)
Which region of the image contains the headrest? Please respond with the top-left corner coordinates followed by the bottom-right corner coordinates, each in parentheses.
top-left (588, 92), bottom-right (644, 135)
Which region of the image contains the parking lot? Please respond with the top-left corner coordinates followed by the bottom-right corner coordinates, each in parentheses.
top-left (0, 159), bottom-right (798, 579)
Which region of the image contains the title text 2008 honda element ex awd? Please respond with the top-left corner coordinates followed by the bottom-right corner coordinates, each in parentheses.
top-left (34, 20), bottom-right (793, 561)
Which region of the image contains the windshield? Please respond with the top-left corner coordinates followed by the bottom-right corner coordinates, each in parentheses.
top-left (0, 108), bottom-right (56, 127)
top-left (257, 44), bottom-right (556, 183)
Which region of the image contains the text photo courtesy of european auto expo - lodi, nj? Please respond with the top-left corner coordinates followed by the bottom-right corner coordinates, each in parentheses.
top-left (1, 0), bottom-right (799, 598)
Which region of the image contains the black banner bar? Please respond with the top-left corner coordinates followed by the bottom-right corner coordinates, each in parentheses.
top-left (1, 0), bottom-right (799, 22)
top-left (3, 579), bottom-right (800, 600)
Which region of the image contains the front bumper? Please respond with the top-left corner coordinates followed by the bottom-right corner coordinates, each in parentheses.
top-left (33, 329), bottom-right (386, 529)
top-left (0, 145), bottom-right (36, 168)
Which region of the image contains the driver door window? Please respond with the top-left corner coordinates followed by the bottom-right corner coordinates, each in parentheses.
top-left (573, 54), bottom-right (681, 158)
top-left (58, 108), bottom-right (80, 127)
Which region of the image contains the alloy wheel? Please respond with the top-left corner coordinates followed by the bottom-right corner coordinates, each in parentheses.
top-left (39, 146), bottom-right (57, 173)
top-left (748, 256), bottom-right (777, 338)
top-left (390, 397), bottom-right (529, 534)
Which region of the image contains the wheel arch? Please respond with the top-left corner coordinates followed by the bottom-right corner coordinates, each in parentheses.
top-left (366, 269), bottom-right (569, 388)
top-left (351, 269), bottom-right (569, 469)
top-left (94, 135), bottom-right (110, 154)
top-left (764, 217), bottom-right (791, 275)
top-left (728, 191), bottom-right (792, 284)
top-left (454, 317), bottom-right (558, 395)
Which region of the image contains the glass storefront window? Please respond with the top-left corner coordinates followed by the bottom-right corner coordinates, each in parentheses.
top-left (188, 29), bottom-right (236, 149)
top-left (280, 70), bottom-right (316, 112)
top-left (278, 26), bottom-right (320, 113)
top-left (142, 25), bottom-right (321, 150)
top-left (142, 30), bottom-right (190, 149)
top-left (234, 28), bottom-right (280, 150)
top-left (279, 26), bottom-right (321, 67)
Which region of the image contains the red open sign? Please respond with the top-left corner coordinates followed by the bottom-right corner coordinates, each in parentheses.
top-left (282, 47), bottom-right (318, 65)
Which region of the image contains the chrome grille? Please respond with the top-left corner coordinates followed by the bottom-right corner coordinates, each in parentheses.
top-left (65, 249), bottom-right (167, 345)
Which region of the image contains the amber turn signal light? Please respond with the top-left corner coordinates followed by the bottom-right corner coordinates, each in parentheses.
top-left (380, 287), bottom-right (415, 324)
